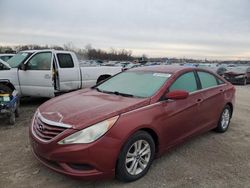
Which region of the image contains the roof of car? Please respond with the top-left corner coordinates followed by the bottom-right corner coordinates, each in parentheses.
top-left (0, 54), bottom-right (15, 56)
top-left (20, 49), bottom-right (73, 54)
top-left (130, 65), bottom-right (196, 74)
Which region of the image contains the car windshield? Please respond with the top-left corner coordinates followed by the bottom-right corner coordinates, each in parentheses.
top-left (7, 52), bottom-right (33, 68)
top-left (96, 71), bottom-right (171, 98)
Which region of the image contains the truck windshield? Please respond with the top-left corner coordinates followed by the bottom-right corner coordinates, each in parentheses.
top-left (96, 71), bottom-right (171, 98)
top-left (7, 52), bottom-right (33, 68)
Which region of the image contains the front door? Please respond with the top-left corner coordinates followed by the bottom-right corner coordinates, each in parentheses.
top-left (160, 71), bottom-right (203, 148)
top-left (18, 52), bottom-right (54, 97)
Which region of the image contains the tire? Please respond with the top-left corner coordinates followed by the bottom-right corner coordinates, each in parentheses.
top-left (15, 102), bottom-right (20, 118)
top-left (116, 131), bottom-right (155, 182)
top-left (9, 112), bottom-right (15, 125)
top-left (242, 78), bottom-right (247, 85)
top-left (214, 105), bottom-right (232, 133)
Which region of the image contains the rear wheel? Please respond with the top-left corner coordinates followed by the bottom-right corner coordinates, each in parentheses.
top-left (116, 131), bottom-right (155, 182)
top-left (242, 78), bottom-right (247, 85)
top-left (214, 105), bottom-right (232, 133)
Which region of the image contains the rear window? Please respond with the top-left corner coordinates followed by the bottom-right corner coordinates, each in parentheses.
top-left (57, 53), bottom-right (74, 68)
top-left (198, 71), bottom-right (218, 89)
top-left (217, 78), bottom-right (225, 85)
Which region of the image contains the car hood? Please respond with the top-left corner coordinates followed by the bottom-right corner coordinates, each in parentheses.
top-left (38, 89), bottom-right (150, 130)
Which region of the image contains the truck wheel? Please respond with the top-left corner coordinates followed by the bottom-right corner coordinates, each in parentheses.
top-left (9, 112), bottom-right (16, 125)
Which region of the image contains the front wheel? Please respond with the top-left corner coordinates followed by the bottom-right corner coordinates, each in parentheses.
top-left (9, 112), bottom-right (15, 125)
top-left (116, 131), bottom-right (155, 182)
top-left (15, 101), bottom-right (20, 118)
top-left (242, 78), bottom-right (247, 85)
top-left (214, 105), bottom-right (232, 133)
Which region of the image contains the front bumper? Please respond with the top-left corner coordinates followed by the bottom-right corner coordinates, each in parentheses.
top-left (29, 125), bottom-right (122, 180)
top-left (224, 77), bottom-right (245, 84)
top-left (32, 148), bottom-right (113, 179)
top-left (0, 105), bottom-right (12, 116)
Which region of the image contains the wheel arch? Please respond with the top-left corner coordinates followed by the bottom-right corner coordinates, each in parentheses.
top-left (139, 128), bottom-right (159, 154)
top-left (118, 126), bottom-right (160, 157)
top-left (96, 74), bottom-right (111, 84)
top-left (226, 102), bottom-right (233, 117)
top-left (0, 80), bottom-right (16, 92)
top-left (114, 126), bottom-right (160, 180)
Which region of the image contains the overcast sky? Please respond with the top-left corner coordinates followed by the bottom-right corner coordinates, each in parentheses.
top-left (0, 0), bottom-right (250, 60)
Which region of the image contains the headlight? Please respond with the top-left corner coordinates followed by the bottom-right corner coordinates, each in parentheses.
top-left (58, 116), bottom-right (119, 144)
top-left (235, 75), bottom-right (245, 79)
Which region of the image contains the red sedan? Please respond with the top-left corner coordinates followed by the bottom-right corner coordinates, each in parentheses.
top-left (29, 65), bottom-right (235, 182)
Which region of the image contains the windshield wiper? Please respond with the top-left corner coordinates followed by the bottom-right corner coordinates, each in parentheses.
top-left (95, 88), bottom-right (134, 97)
top-left (95, 87), bottom-right (102, 92)
top-left (112, 91), bottom-right (134, 97)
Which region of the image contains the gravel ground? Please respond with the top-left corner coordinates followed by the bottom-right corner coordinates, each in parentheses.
top-left (0, 85), bottom-right (250, 188)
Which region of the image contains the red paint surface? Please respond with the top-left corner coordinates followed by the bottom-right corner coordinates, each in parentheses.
top-left (30, 66), bottom-right (235, 179)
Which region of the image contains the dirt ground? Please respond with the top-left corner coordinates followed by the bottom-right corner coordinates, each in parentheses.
top-left (0, 85), bottom-right (250, 188)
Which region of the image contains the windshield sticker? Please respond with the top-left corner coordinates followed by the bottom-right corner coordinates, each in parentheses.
top-left (153, 73), bottom-right (171, 78)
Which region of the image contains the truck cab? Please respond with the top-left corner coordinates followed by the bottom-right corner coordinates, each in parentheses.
top-left (0, 50), bottom-right (122, 98)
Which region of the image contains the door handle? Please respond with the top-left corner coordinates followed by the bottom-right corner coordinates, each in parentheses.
top-left (196, 98), bottom-right (202, 103)
top-left (219, 89), bottom-right (225, 93)
top-left (44, 74), bottom-right (51, 79)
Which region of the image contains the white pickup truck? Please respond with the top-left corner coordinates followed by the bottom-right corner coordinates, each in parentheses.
top-left (0, 50), bottom-right (122, 97)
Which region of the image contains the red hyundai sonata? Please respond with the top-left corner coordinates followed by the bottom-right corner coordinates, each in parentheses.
top-left (30, 65), bottom-right (235, 182)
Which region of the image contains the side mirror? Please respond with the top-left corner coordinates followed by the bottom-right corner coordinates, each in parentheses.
top-left (165, 90), bottom-right (189, 100)
top-left (19, 63), bottom-right (26, 71)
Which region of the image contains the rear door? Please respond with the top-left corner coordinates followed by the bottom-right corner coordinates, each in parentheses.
top-left (161, 71), bottom-right (204, 147)
top-left (196, 71), bottom-right (226, 129)
top-left (18, 51), bottom-right (54, 97)
top-left (55, 52), bottom-right (81, 92)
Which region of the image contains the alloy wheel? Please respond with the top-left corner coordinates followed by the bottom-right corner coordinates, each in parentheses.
top-left (125, 140), bottom-right (151, 176)
top-left (221, 108), bottom-right (230, 129)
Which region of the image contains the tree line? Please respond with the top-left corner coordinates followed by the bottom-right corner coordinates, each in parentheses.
top-left (0, 44), bottom-right (135, 61)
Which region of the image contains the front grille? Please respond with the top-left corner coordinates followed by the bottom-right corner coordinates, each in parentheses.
top-left (33, 115), bottom-right (67, 141)
top-left (69, 163), bottom-right (94, 171)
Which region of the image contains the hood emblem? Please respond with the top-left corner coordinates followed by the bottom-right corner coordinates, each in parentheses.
top-left (38, 124), bottom-right (44, 131)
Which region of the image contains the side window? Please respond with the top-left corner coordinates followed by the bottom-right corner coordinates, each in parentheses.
top-left (198, 71), bottom-right (218, 89)
top-left (218, 78), bottom-right (225, 85)
top-left (26, 52), bottom-right (52, 70)
top-left (169, 72), bottom-right (198, 93)
top-left (1, 56), bottom-right (13, 62)
top-left (57, 53), bottom-right (74, 68)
